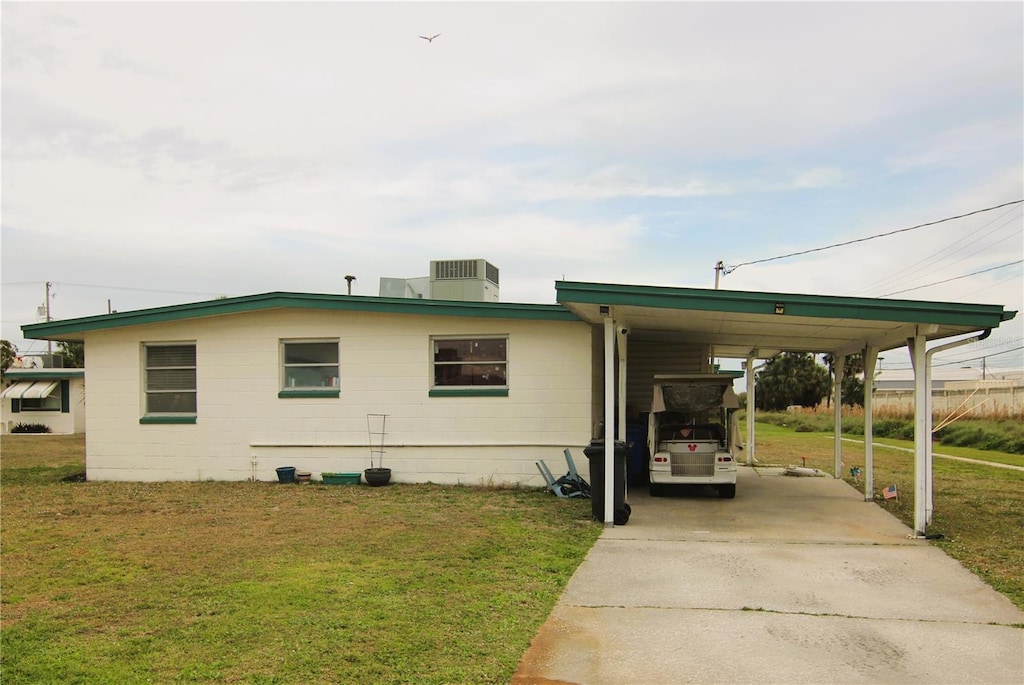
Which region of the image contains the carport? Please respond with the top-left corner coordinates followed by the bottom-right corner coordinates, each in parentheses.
top-left (555, 281), bottom-right (1017, 536)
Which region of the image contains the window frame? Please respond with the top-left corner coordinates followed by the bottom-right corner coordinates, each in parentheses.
top-left (429, 335), bottom-right (509, 397)
top-left (18, 384), bottom-right (62, 412)
top-left (141, 342), bottom-right (197, 424)
top-left (279, 339), bottom-right (341, 398)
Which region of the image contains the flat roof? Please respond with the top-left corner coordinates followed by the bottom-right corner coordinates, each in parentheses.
top-left (20, 291), bottom-right (581, 341)
top-left (555, 281), bottom-right (1017, 359)
top-left (19, 282), bottom-right (1017, 360)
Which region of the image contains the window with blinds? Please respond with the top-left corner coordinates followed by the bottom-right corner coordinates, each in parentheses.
top-left (144, 343), bottom-right (197, 415)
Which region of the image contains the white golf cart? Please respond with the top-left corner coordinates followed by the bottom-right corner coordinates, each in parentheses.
top-left (646, 374), bottom-right (742, 498)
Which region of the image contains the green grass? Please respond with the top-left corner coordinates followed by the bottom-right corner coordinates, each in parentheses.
top-left (0, 435), bottom-right (601, 684)
top-left (4, 428), bottom-right (1022, 682)
top-left (751, 422), bottom-right (1024, 610)
top-left (752, 410), bottom-right (1024, 454)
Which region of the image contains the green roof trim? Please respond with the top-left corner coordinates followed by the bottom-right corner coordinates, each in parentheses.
top-left (21, 292), bottom-right (582, 340)
top-left (555, 281), bottom-right (1017, 328)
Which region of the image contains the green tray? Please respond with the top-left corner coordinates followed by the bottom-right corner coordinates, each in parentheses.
top-left (321, 472), bottom-right (361, 485)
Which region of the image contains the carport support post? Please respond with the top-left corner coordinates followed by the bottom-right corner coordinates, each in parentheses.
top-left (833, 354), bottom-right (845, 478)
top-left (616, 327), bottom-right (628, 443)
top-left (917, 330), bottom-right (990, 530)
top-left (603, 314), bottom-right (616, 527)
top-left (909, 333), bottom-right (929, 536)
top-left (745, 353), bottom-right (756, 466)
top-left (862, 347), bottom-right (878, 501)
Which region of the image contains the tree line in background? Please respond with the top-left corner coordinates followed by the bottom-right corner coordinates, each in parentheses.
top-left (752, 352), bottom-right (865, 412)
top-left (1, 340), bottom-right (84, 372)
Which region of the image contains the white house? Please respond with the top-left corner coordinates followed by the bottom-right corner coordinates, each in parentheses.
top-left (2, 365), bottom-right (86, 435)
top-left (20, 276), bottom-right (1017, 534)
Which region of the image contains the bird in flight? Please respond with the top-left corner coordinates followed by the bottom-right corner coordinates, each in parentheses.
top-left (420, 33), bottom-right (441, 42)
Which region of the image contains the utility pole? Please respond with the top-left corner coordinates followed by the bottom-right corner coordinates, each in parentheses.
top-left (45, 281), bottom-right (53, 356)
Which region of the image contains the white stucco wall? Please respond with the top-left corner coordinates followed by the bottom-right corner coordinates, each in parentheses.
top-left (82, 308), bottom-right (594, 484)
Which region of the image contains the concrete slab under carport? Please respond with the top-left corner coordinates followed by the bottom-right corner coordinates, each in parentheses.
top-left (512, 466), bottom-right (1024, 685)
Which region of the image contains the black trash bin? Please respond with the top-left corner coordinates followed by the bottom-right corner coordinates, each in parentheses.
top-left (583, 440), bottom-right (631, 525)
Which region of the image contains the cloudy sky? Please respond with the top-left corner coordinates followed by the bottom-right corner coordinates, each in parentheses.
top-left (3, 1), bottom-right (1022, 377)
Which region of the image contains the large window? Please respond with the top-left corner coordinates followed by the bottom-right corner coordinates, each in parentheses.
top-left (144, 343), bottom-right (197, 416)
top-left (432, 337), bottom-right (507, 388)
top-left (282, 340), bottom-right (339, 392)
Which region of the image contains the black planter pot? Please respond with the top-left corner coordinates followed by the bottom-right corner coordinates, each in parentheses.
top-left (364, 467), bottom-right (392, 487)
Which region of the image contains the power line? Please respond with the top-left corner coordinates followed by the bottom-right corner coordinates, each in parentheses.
top-left (877, 260), bottom-right (1023, 297)
top-left (724, 199), bottom-right (1024, 274)
top-left (0, 281), bottom-right (227, 297)
top-left (931, 346), bottom-right (1024, 368)
top-left (847, 205), bottom-right (1022, 297)
top-left (881, 345), bottom-right (1024, 371)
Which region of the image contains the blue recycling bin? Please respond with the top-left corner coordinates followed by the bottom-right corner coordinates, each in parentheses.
top-left (625, 423), bottom-right (648, 487)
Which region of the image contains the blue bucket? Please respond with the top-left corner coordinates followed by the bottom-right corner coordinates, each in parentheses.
top-left (275, 466), bottom-right (296, 484)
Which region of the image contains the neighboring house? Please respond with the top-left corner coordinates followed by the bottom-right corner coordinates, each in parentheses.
top-left (873, 369), bottom-right (1024, 416)
top-left (18, 275), bottom-right (1016, 492)
top-left (2, 366), bottom-right (86, 434)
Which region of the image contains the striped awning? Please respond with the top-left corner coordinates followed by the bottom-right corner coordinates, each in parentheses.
top-left (1, 380), bottom-right (59, 400)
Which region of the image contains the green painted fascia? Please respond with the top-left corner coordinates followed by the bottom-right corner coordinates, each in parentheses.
top-left (555, 281), bottom-right (1017, 328)
top-left (21, 292), bottom-right (582, 340)
top-left (429, 387), bottom-right (509, 398)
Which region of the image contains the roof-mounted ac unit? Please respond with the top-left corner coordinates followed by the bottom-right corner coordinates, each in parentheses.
top-left (429, 259), bottom-right (499, 302)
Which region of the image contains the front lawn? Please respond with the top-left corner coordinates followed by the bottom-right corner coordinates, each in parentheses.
top-left (0, 435), bottom-right (600, 684)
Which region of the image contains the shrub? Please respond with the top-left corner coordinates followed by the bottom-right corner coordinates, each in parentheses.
top-left (11, 423), bottom-right (52, 434)
top-left (872, 418), bottom-right (915, 441)
top-left (935, 421), bottom-right (1024, 454)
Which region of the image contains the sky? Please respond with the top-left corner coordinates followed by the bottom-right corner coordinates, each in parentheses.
top-left (2, 1), bottom-right (1022, 380)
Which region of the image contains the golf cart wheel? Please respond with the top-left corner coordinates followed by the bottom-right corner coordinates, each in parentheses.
top-left (718, 484), bottom-right (736, 499)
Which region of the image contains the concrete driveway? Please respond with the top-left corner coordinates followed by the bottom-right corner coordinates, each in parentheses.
top-left (512, 466), bottom-right (1024, 685)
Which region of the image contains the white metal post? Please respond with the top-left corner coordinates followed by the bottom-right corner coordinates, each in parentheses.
top-left (924, 349), bottom-right (934, 526)
top-left (617, 327), bottom-right (628, 444)
top-left (862, 347), bottom-right (878, 501)
top-left (919, 331), bottom-right (989, 527)
top-left (745, 353), bottom-right (756, 466)
top-left (909, 334), bottom-right (928, 536)
top-left (603, 315), bottom-right (616, 527)
top-left (833, 354), bottom-right (845, 478)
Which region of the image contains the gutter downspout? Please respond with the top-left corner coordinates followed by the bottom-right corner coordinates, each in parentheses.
top-left (922, 329), bottom-right (991, 529)
top-left (907, 328), bottom-right (990, 536)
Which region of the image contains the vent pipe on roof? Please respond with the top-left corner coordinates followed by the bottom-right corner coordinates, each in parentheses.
top-left (344, 275), bottom-right (356, 295)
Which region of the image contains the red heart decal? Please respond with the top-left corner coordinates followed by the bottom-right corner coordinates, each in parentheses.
top-left (688, 444), bottom-right (697, 452)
